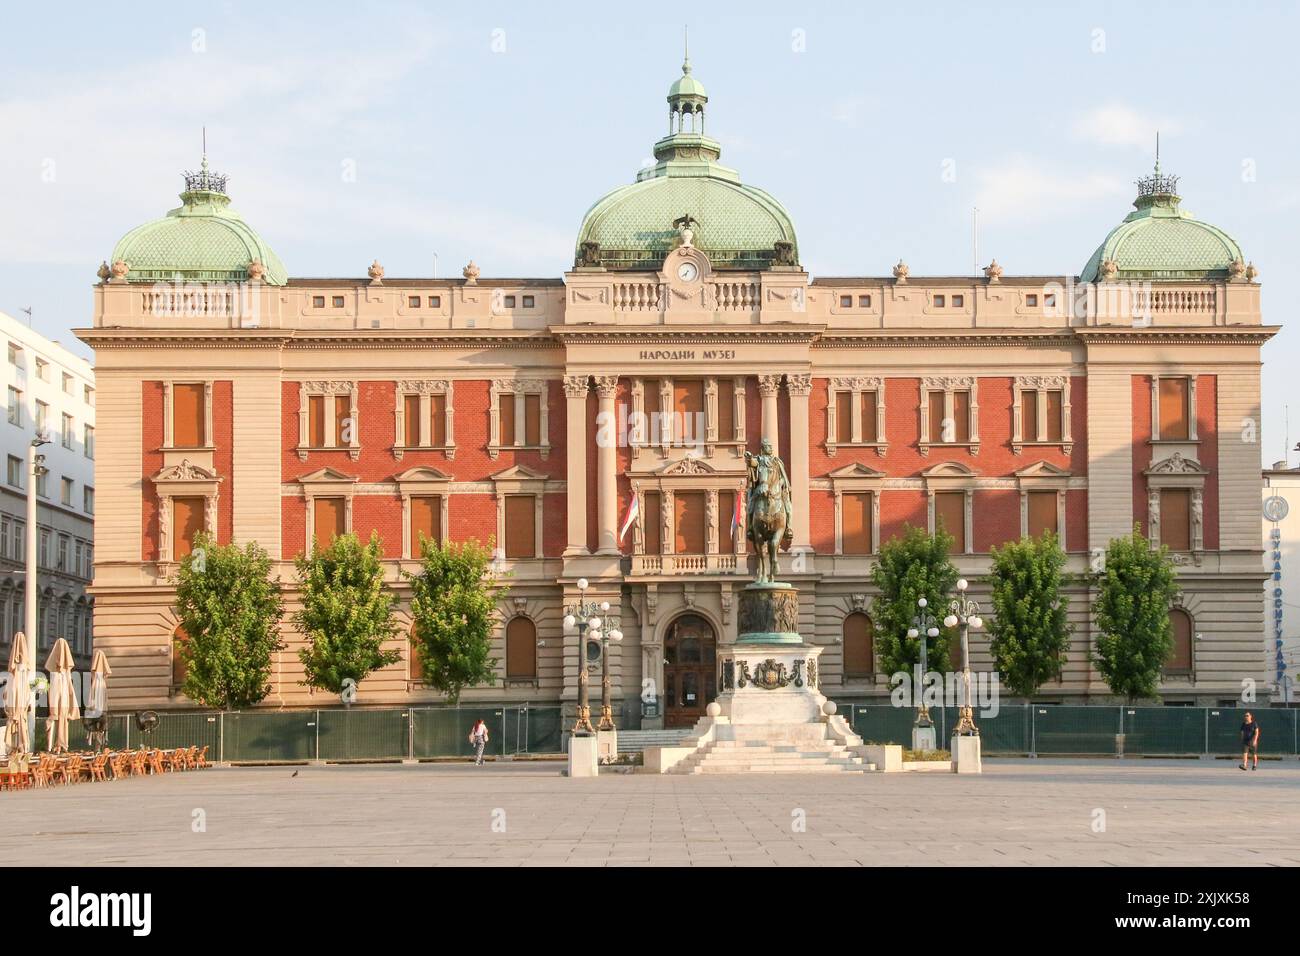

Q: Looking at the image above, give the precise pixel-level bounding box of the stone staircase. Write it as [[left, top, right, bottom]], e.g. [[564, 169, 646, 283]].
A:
[[616, 729, 693, 754], [667, 726, 870, 774]]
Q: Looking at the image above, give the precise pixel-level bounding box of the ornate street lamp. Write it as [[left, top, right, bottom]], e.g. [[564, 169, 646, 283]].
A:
[[907, 597, 940, 732], [563, 578, 622, 736], [944, 579, 984, 737]]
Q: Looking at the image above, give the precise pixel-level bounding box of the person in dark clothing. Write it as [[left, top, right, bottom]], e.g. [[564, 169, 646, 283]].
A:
[[1239, 712, 1260, 771]]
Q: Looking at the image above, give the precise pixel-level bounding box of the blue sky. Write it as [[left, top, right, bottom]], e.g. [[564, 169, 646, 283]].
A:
[[1, 0, 1295, 462]]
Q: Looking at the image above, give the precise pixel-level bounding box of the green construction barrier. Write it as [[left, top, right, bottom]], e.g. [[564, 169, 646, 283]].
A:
[[1122, 707, 1206, 755], [970, 704, 1032, 754], [1206, 707, 1297, 756], [223, 711, 316, 762], [411, 707, 503, 758], [1032, 705, 1121, 754], [317, 708, 408, 761]]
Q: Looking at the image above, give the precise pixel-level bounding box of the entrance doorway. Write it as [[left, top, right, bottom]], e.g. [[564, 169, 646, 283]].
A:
[[663, 613, 717, 728]]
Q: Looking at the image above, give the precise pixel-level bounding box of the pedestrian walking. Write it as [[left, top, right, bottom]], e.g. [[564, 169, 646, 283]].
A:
[[1239, 711, 1260, 771], [468, 719, 490, 766]]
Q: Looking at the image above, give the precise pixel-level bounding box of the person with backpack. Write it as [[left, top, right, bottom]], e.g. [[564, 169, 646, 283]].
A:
[[468, 719, 490, 766]]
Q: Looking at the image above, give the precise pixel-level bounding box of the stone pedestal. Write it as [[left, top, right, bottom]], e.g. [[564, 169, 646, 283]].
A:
[[912, 725, 936, 751], [596, 729, 618, 764], [567, 735, 599, 778], [952, 735, 982, 774], [736, 583, 801, 644]]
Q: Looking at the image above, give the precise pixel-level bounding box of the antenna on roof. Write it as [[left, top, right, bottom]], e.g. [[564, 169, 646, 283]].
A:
[[683, 25, 690, 72], [21, 307, 32, 327], [972, 207, 979, 277], [1155, 130, 1160, 173]]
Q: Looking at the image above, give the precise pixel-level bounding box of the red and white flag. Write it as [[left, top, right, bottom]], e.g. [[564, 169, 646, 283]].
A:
[[731, 490, 744, 537], [618, 493, 640, 544]]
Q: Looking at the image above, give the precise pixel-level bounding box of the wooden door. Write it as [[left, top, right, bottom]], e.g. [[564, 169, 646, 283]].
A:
[[663, 614, 717, 728]]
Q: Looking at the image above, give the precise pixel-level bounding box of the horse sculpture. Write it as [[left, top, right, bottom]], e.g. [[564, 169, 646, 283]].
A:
[[745, 440, 792, 584]]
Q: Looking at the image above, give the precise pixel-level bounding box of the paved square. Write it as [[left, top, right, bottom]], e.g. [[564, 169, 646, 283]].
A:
[[5, 758, 1298, 866]]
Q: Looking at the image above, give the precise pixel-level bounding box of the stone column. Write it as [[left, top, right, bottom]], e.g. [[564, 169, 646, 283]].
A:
[[758, 374, 782, 447], [595, 375, 620, 555], [786, 374, 812, 551], [563, 375, 589, 555]]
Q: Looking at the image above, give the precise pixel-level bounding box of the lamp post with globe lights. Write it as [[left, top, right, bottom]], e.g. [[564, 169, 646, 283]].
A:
[[943, 579, 984, 737], [562, 578, 622, 736], [907, 597, 940, 745]]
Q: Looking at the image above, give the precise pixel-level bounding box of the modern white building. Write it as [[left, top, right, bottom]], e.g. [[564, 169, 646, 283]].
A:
[[1263, 464, 1300, 705], [1, 310, 95, 667]]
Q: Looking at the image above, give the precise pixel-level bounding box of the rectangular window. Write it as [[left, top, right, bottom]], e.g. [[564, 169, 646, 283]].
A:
[[6, 342, 18, 365], [933, 295, 945, 308], [39, 529, 50, 568], [719, 490, 735, 553], [861, 391, 877, 443], [308, 395, 326, 447], [332, 296, 345, 308], [173, 496, 205, 561], [62, 372, 73, 394], [61, 413, 73, 448], [6, 456, 21, 488], [951, 294, 964, 308], [430, 393, 447, 446], [84, 424, 94, 458], [522, 295, 535, 308], [35, 358, 49, 381], [1161, 489, 1192, 551], [524, 393, 542, 445], [410, 495, 441, 549], [951, 391, 971, 443], [57, 534, 69, 570], [312, 296, 325, 308], [1044, 293, 1057, 309], [35, 400, 48, 432], [499, 393, 516, 446], [84, 385, 94, 406], [673, 380, 703, 444], [504, 495, 535, 558], [858, 295, 871, 308], [428, 296, 441, 308], [840, 295, 853, 308], [716, 378, 735, 441], [6, 387, 19, 426], [36, 470, 47, 498], [403, 394, 421, 447], [1021, 389, 1038, 441], [843, 492, 873, 555], [60, 477, 73, 506], [935, 492, 966, 552], [1027, 491, 1058, 538], [643, 378, 661, 428], [1045, 390, 1064, 442], [84, 486, 94, 514], [836, 391, 853, 443], [408, 296, 421, 308], [312, 497, 346, 550], [643, 492, 662, 554], [1026, 293, 1038, 307], [333, 396, 349, 445], [674, 491, 706, 554], [0, 517, 8, 559], [503, 295, 516, 308], [1158, 378, 1190, 440], [173, 383, 205, 447], [928, 390, 946, 442]]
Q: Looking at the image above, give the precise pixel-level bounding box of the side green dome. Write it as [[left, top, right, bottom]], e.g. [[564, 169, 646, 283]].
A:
[[574, 57, 797, 271], [111, 159, 288, 285], [1080, 168, 1243, 282]]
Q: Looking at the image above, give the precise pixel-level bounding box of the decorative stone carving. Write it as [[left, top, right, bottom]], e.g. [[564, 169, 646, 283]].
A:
[[786, 374, 812, 397], [593, 375, 619, 398], [721, 588, 733, 624], [1246, 261, 1259, 282], [463, 261, 481, 284], [562, 375, 589, 398], [850, 593, 867, 612], [367, 259, 384, 284], [807, 657, 818, 689], [1148, 452, 1204, 474], [96, 261, 111, 283], [1148, 489, 1161, 543], [772, 240, 796, 266], [757, 374, 783, 397], [396, 379, 451, 394], [892, 259, 909, 283], [1099, 259, 1119, 281], [246, 259, 265, 281], [1192, 491, 1204, 549], [578, 241, 603, 267], [110, 259, 130, 282], [748, 659, 794, 690], [154, 459, 218, 482], [661, 458, 712, 475], [738, 586, 800, 638], [983, 259, 1003, 282], [1228, 258, 1246, 281]]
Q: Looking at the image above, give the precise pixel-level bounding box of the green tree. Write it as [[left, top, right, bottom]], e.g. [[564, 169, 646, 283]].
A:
[[405, 537, 504, 703], [870, 525, 959, 676], [987, 531, 1072, 697], [1091, 525, 1179, 703], [173, 533, 285, 710], [294, 532, 401, 698]]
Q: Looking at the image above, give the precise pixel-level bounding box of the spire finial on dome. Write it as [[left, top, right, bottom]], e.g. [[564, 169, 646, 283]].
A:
[[183, 130, 228, 196], [682, 26, 691, 74], [1135, 134, 1179, 208]]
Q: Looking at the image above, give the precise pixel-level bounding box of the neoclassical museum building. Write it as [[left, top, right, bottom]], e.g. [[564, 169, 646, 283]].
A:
[[81, 58, 1275, 721]]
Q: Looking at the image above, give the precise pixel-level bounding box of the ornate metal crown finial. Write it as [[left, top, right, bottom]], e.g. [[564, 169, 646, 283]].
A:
[[1135, 170, 1179, 198], [183, 156, 228, 194]]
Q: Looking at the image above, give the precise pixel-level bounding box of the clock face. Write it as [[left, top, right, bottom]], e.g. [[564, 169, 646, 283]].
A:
[[677, 262, 699, 282]]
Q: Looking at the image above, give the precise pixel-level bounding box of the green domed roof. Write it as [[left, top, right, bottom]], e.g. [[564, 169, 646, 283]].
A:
[[111, 160, 287, 285], [1080, 169, 1243, 282], [575, 58, 797, 271]]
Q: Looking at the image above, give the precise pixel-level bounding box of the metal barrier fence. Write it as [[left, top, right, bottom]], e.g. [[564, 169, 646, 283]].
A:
[[28, 706, 563, 763], [834, 703, 1300, 756]]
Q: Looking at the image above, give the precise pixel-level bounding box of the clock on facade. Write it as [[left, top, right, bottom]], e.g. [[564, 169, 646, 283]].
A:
[[677, 262, 699, 282]]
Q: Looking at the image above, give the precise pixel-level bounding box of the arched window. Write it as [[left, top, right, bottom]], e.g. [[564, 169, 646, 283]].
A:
[[843, 613, 875, 679], [1165, 608, 1194, 675], [172, 625, 189, 690], [505, 616, 537, 682]]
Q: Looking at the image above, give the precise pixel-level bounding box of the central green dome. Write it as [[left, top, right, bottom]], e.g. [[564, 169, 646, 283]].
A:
[[1080, 167, 1243, 282], [575, 57, 798, 271], [111, 159, 287, 285]]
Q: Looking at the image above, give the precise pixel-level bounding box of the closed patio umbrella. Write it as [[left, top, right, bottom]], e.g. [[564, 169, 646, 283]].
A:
[[4, 633, 31, 755], [88, 649, 112, 718], [44, 638, 79, 753]]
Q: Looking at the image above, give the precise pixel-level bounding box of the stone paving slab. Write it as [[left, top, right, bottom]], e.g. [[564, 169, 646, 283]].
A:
[[2, 758, 1297, 866]]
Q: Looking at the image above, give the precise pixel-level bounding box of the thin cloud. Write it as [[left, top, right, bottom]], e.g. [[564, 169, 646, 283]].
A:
[[1070, 104, 1182, 150], [973, 155, 1127, 225]]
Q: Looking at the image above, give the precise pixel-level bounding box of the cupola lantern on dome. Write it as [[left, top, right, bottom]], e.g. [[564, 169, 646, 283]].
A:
[[574, 44, 798, 272], [108, 151, 288, 286], [1080, 150, 1244, 284]]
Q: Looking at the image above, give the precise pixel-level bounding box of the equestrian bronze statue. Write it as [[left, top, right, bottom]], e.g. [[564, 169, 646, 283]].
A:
[[744, 438, 793, 584]]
